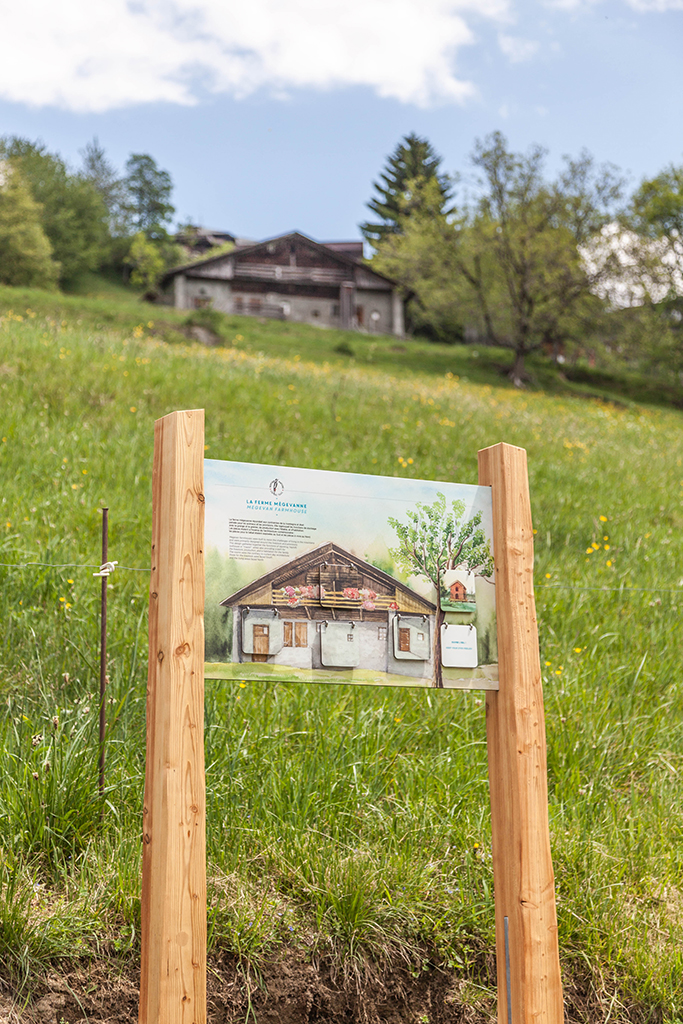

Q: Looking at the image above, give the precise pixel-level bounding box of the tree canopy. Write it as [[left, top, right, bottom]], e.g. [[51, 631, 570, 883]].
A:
[[629, 164, 683, 304], [372, 132, 625, 383], [80, 137, 126, 232], [0, 162, 59, 288], [360, 133, 454, 247], [122, 153, 175, 240], [1, 137, 109, 286]]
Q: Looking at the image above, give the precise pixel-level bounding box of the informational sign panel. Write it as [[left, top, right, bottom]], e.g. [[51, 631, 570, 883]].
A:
[[140, 415, 562, 1024], [204, 459, 498, 690]]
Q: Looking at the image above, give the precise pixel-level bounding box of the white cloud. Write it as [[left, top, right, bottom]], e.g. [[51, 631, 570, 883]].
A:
[[0, 0, 511, 113], [543, 0, 683, 9], [625, 0, 683, 10], [498, 33, 540, 61]]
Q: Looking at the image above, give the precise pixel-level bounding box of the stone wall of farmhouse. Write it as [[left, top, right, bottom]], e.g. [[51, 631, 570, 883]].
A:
[[185, 277, 233, 313], [165, 275, 400, 336], [232, 610, 435, 679]]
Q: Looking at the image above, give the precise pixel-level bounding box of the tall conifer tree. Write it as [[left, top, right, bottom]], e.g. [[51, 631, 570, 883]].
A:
[[360, 133, 453, 246]]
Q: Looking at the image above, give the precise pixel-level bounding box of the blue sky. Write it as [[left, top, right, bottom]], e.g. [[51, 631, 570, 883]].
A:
[[2, 0, 681, 241]]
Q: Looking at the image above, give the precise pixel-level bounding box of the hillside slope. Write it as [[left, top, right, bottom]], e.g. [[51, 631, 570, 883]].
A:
[[1, 288, 683, 1021]]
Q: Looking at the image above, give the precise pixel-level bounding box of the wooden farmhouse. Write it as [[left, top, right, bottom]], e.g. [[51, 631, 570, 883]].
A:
[[160, 232, 406, 337], [220, 542, 436, 678]]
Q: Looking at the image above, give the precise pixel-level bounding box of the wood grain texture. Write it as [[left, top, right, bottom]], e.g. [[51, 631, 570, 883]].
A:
[[140, 410, 206, 1024], [477, 443, 562, 1024]]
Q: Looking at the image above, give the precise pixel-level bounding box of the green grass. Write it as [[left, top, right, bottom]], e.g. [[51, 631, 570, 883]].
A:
[[5, 276, 683, 410], [1, 282, 683, 1017]]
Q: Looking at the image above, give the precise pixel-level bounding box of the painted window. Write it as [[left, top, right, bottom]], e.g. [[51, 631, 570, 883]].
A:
[[320, 621, 360, 667], [284, 622, 293, 647], [393, 617, 430, 661], [295, 622, 308, 647], [378, 625, 387, 641]]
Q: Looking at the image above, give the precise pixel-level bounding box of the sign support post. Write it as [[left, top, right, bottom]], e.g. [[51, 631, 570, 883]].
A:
[[138, 421, 561, 1024], [478, 442, 562, 1024], [140, 409, 206, 1024]]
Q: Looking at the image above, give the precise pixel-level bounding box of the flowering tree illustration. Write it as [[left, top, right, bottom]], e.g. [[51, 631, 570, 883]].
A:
[[388, 493, 494, 687]]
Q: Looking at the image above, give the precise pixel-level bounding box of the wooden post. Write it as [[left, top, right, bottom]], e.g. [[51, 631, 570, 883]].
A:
[[477, 443, 562, 1024], [140, 410, 206, 1024]]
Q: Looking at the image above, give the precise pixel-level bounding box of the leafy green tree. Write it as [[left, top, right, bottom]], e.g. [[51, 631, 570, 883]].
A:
[[631, 164, 683, 242], [360, 133, 454, 246], [464, 133, 623, 383], [389, 493, 493, 688], [124, 232, 166, 292], [630, 164, 683, 303], [122, 154, 175, 239], [0, 162, 59, 288], [374, 133, 624, 382], [0, 137, 109, 286], [371, 176, 470, 342]]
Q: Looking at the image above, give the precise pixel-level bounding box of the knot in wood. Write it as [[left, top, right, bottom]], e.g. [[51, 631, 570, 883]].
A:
[[157, 650, 164, 662], [197, 492, 205, 503], [175, 641, 191, 657], [144, 833, 151, 844]]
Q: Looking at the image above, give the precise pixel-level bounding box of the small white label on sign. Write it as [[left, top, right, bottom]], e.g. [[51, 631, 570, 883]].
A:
[[441, 624, 478, 668]]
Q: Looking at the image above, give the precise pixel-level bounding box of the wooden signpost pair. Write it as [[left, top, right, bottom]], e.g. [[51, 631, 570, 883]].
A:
[[139, 409, 563, 1024]]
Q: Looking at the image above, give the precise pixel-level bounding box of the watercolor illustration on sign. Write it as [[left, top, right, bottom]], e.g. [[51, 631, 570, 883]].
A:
[[204, 460, 498, 690]]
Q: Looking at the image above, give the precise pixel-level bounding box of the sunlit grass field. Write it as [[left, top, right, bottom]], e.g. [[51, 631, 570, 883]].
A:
[[1, 284, 683, 1018]]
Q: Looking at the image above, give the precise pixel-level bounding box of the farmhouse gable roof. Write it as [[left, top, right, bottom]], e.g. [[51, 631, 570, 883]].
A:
[[220, 540, 436, 613], [161, 231, 400, 289]]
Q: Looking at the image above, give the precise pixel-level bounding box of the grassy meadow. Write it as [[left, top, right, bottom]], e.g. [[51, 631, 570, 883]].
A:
[[1, 283, 683, 1019]]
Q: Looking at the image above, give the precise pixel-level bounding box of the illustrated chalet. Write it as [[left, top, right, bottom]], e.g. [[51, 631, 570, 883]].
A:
[[220, 542, 436, 679], [160, 232, 406, 337]]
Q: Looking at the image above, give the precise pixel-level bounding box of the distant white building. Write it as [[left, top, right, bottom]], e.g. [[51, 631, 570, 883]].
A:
[[581, 222, 683, 308]]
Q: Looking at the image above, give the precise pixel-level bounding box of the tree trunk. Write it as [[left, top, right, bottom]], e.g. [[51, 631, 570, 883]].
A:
[[433, 606, 445, 688], [509, 348, 526, 388]]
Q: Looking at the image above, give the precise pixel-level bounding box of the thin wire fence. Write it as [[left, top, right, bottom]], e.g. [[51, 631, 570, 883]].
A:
[[0, 560, 681, 594]]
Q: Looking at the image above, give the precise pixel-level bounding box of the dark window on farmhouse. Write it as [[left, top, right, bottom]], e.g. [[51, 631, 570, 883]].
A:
[[398, 627, 411, 652], [284, 622, 293, 647]]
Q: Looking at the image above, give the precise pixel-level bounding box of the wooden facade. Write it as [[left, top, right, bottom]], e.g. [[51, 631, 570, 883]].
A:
[[221, 542, 436, 675], [221, 541, 434, 621], [161, 233, 406, 337]]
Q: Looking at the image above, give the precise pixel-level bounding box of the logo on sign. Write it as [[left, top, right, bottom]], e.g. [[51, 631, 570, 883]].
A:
[[269, 478, 284, 496]]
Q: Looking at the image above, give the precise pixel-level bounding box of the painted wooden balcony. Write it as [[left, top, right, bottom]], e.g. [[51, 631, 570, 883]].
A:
[[271, 588, 398, 611]]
